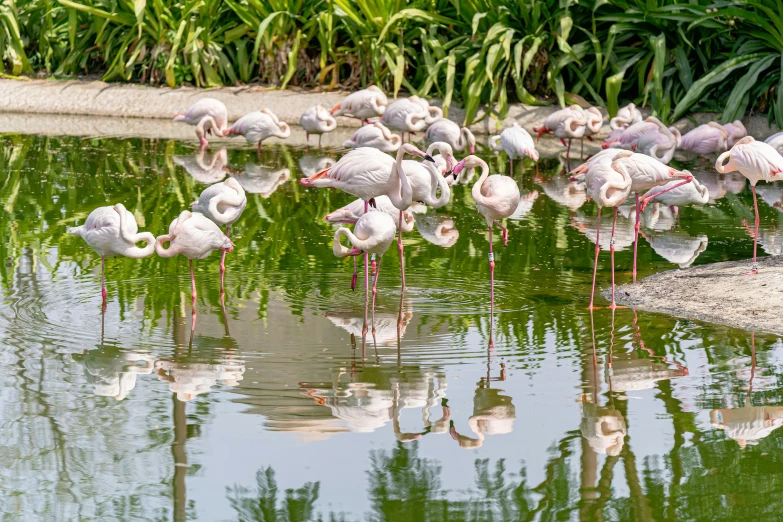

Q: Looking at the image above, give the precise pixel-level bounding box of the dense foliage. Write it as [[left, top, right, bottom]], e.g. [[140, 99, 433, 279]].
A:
[[2, 0, 783, 126]]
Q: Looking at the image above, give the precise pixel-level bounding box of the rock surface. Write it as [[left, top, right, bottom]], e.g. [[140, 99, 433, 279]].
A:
[[606, 256, 783, 335]]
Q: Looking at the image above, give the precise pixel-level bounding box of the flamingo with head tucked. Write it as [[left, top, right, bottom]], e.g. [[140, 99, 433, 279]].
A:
[[581, 107, 604, 156], [602, 116, 662, 150], [381, 96, 432, 142], [679, 122, 728, 156], [490, 123, 538, 175], [716, 136, 783, 274], [453, 155, 520, 306], [300, 105, 337, 147], [643, 177, 709, 220], [343, 122, 402, 152], [224, 109, 291, 155], [154, 211, 233, 303], [724, 120, 748, 148], [330, 86, 388, 124], [69, 203, 156, 303], [425, 119, 476, 153], [635, 118, 681, 164], [610, 103, 643, 130], [532, 105, 587, 166], [173, 98, 228, 149]]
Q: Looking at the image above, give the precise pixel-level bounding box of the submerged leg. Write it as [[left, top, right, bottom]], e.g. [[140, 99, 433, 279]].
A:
[[493, 220, 509, 246], [609, 207, 618, 309], [566, 139, 572, 171], [101, 255, 107, 303], [189, 259, 197, 303], [220, 224, 231, 288], [588, 207, 602, 310], [398, 210, 406, 289], [633, 192, 640, 283]]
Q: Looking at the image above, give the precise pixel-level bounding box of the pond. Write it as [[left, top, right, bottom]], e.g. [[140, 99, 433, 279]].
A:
[[1, 133, 782, 521]]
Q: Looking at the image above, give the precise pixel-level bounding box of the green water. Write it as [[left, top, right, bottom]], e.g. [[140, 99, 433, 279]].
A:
[[1, 134, 782, 521]]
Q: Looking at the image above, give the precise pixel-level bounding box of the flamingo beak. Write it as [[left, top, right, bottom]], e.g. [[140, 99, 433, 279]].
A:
[[453, 159, 466, 176], [424, 154, 435, 162]]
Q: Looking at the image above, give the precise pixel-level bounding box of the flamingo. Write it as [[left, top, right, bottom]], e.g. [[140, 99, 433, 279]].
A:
[[765, 131, 783, 156], [223, 109, 291, 155], [343, 122, 401, 152], [645, 228, 708, 268], [643, 177, 709, 220], [582, 152, 632, 308], [414, 214, 459, 248], [173, 147, 228, 184], [173, 98, 228, 148], [602, 116, 663, 150], [490, 122, 539, 174], [333, 211, 397, 308], [609, 103, 643, 130], [300, 144, 432, 291], [69, 203, 155, 303], [716, 136, 783, 274], [425, 118, 476, 153], [409, 96, 443, 123], [634, 118, 681, 164], [330, 86, 388, 124], [300, 105, 337, 147], [381, 97, 431, 142], [611, 151, 694, 281], [679, 122, 729, 155], [191, 177, 247, 283], [581, 107, 604, 157], [532, 105, 587, 166], [154, 210, 233, 302], [230, 164, 290, 198], [724, 120, 748, 148], [453, 155, 520, 306]]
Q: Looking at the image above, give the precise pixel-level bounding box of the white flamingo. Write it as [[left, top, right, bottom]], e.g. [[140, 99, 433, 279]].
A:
[[154, 211, 233, 302], [635, 118, 681, 164], [679, 122, 728, 155], [191, 177, 247, 282], [425, 118, 476, 153], [300, 104, 337, 147], [173, 98, 228, 148], [343, 122, 401, 152], [381, 97, 431, 141], [716, 136, 783, 273], [532, 105, 587, 167], [609, 103, 643, 130], [581, 107, 604, 156], [643, 177, 710, 217], [409, 96, 443, 123], [69, 203, 155, 303], [453, 155, 520, 306], [765, 130, 783, 156], [602, 116, 664, 150], [224, 109, 291, 154], [330, 86, 388, 123], [490, 122, 539, 174]]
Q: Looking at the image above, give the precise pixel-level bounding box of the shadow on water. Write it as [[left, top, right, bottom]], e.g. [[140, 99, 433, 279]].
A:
[[2, 134, 783, 519]]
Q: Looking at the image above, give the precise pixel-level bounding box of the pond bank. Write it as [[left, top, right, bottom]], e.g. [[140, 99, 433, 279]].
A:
[[0, 78, 778, 137], [606, 256, 783, 335]]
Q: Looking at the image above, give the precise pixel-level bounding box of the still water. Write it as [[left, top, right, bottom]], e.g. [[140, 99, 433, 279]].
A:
[[1, 134, 782, 520]]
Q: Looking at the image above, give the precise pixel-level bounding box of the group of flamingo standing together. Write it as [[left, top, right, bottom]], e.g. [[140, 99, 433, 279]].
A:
[[69, 86, 783, 312]]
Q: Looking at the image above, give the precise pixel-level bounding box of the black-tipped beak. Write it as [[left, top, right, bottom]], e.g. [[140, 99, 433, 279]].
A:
[[443, 169, 454, 178], [424, 154, 435, 162]]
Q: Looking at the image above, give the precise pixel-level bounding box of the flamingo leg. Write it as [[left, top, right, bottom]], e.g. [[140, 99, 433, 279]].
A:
[[633, 192, 640, 283], [639, 177, 694, 212], [566, 139, 572, 172], [488, 224, 495, 309], [588, 207, 602, 310], [220, 224, 230, 288], [318, 134, 322, 148], [745, 184, 760, 275], [101, 255, 107, 303], [493, 220, 509, 246], [398, 210, 406, 289], [581, 137, 584, 158], [371, 257, 381, 313], [351, 257, 358, 291], [509, 158, 513, 176], [609, 207, 618, 309], [190, 259, 197, 303]]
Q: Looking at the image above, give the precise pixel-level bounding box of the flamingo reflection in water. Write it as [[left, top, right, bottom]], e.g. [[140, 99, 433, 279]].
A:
[[414, 214, 459, 248], [155, 358, 245, 402], [174, 147, 229, 184], [711, 333, 783, 449], [229, 163, 291, 198]]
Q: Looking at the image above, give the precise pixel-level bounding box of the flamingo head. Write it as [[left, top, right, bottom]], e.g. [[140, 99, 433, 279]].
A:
[[533, 126, 548, 143]]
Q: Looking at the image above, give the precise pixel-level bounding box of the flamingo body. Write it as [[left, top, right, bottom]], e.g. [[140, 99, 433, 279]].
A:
[[343, 122, 401, 152], [716, 137, 783, 185], [333, 211, 397, 259], [225, 109, 291, 145], [155, 211, 232, 260], [300, 105, 337, 144], [609, 103, 643, 130], [644, 178, 709, 207], [330, 86, 388, 120], [381, 98, 429, 133], [425, 119, 475, 153], [680, 122, 728, 155], [173, 98, 228, 147], [490, 123, 539, 161], [70, 204, 155, 259], [326, 196, 415, 232], [191, 177, 247, 226], [535, 105, 587, 140]]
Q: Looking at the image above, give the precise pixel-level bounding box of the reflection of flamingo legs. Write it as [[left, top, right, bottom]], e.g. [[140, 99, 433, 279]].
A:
[[588, 208, 602, 310], [609, 208, 619, 309], [488, 225, 495, 310], [101, 255, 107, 303]]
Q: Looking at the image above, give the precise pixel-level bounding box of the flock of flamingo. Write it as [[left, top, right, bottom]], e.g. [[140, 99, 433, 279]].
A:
[[70, 88, 783, 314]]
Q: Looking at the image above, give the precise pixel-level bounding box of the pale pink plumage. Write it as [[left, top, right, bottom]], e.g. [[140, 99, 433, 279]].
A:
[[609, 103, 643, 130], [490, 123, 539, 162], [325, 196, 415, 233], [191, 177, 247, 227], [425, 119, 475, 153], [381, 97, 430, 133], [330, 86, 388, 120], [225, 109, 291, 147], [679, 122, 728, 155], [716, 136, 783, 186], [155, 211, 232, 260], [343, 122, 401, 152], [70, 203, 155, 259], [300, 105, 337, 145], [534, 105, 587, 140], [173, 98, 228, 148]]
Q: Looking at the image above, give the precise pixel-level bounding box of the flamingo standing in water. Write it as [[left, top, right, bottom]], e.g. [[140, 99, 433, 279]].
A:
[[300, 105, 337, 147], [532, 105, 587, 167], [634, 118, 681, 164], [343, 122, 401, 152], [69, 203, 156, 303], [602, 116, 663, 150], [191, 177, 247, 285], [333, 211, 397, 308], [173, 98, 228, 148], [425, 119, 476, 153], [330, 86, 388, 124], [611, 151, 694, 281], [154, 211, 233, 302], [581, 153, 632, 308], [224, 109, 291, 155], [381, 97, 431, 142], [716, 136, 783, 274], [300, 144, 431, 292], [490, 123, 539, 175], [679, 122, 729, 155], [453, 155, 520, 306]]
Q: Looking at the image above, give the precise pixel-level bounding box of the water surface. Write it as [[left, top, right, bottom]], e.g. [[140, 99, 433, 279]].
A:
[[1, 134, 781, 521]]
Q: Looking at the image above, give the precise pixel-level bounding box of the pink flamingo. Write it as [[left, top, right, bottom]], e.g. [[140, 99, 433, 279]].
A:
[[611, 151, 694, 281], [69, 203, 155, 303], [609, 103, 643, 130], [300, 105, 337, 147], [490, 123, 539, 175], [716, 136, 783, 274], [453, 155, 520, 306], [724, 120, 748, 148], [173, 98, 228, 149], [342, 122, 401, 152], [679, 122, 729, 155], [532, 105, 587, 164], [381, 96, 432, 142], [330, 86, 388, 124], [582, 154, 633, 308], [300, 144, 431, 291], [154, 211, 233, 302], [581, 107, 604, 156], [223, 109, 291, 155], [635, 119, 681, 164], [602, 116, 662, 150], [426, 118, 476, 153]]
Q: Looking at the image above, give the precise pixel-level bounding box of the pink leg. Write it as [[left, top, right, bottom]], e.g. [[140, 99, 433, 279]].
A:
[[220, 224, 230, 287], [588, 207, 602, 309], [101, 255, 107, 303], [256, 142, 262, 160], [640, 177, 694, 212], [633, 192, 640, 283], [509, 158, 513, 176], [199, 136, 208, 149], [745, 185, 760, 275], [371, 257, 381, 313], [566, 139, 572, 172], [609, 207, 618, 309], [488, 224, 495, 309], [493, 220, 509, 246], [189, 259, 197, 303], [398, 210, 406, 289], [351, 257, 358, 291]]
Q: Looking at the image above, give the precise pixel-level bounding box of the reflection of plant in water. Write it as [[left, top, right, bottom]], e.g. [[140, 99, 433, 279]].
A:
[[227, 467, 322, 522]]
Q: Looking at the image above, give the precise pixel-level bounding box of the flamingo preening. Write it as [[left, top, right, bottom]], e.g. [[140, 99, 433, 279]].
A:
[[381, 96, 432, 142], [69, 203, 155, 303], [716, 136, 783, 274], [223, 109, 291, 155], [490, 123, 539, 175], [343, 122, 401, 152], [453, 155, 520, 306], [330, 86, 388, 124], [609, 103, 643, 130], [173, 98, 229, 148], [300, 105, 337, 147], [425, 118, 476, 153], [532, 105, 587, 168]]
